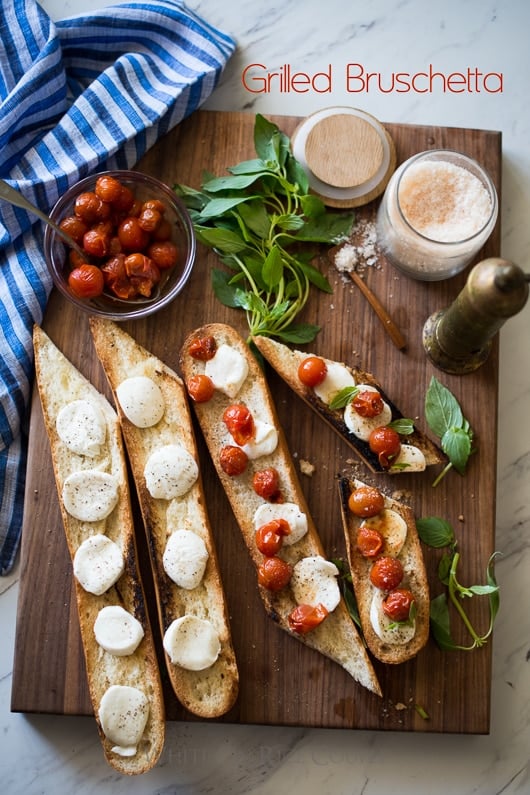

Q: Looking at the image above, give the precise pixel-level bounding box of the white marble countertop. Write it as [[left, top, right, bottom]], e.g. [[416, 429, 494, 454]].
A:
[[2, 1, 529, 793]]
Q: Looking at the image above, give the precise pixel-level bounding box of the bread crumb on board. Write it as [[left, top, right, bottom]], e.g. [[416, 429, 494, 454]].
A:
[[299, 459, 316, 477]]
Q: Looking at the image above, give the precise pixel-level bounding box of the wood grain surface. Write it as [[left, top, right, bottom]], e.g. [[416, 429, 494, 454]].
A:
[[11, 110, 501, 733]]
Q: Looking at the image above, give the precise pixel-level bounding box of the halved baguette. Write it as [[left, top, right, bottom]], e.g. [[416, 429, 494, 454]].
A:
[[33, 325, 165, 775], [338, 477, 430, 663], [253, 335, 444, 474], [179, 322, 381, 697], [89, 317, 239, 718]]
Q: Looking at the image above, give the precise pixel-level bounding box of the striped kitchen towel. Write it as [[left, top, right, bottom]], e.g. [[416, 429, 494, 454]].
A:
[[0, 0, 235, 574]]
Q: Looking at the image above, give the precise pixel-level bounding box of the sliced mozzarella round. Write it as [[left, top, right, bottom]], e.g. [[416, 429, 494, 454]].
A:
[[205, 343, 249, 398], [73, 534, 124, 595], [370, 588, 416, 644], [93, 605, 144, 656], [56, 399, 107, 458], [163, 615, 221, 671], [391, 444, 426, 472], [313, 361, 356, 405], [98, 685, 149, 757], [62, 470, 119, 522], [343, 384, 392, 441], [163, 529, 209, 589], [144, 444, 198, 499], [116, 375, 165, 428], [240, 419, 278, 459], [253, 502, 308, 546], [360, 508, 408, 557], [291, 556, 341, 612]]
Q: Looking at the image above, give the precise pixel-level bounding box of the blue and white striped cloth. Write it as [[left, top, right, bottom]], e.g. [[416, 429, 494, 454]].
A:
[[0, 0, 235, 574]]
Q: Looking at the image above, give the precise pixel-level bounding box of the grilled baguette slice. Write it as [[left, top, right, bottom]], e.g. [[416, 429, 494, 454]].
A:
[[253, 335, 444, 474], [89, 317, 239, 718], [179, 322, 381, 696], [33, 325, 165, 775], [338, 477, 430, 663]]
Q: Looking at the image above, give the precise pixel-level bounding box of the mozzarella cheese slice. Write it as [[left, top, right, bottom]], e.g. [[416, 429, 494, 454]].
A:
[[313, 361, 356, 405], [369, 588, 416, 644], [143, 444, 198, 499], [163, 529, 209, 589], [360, 508, 408, 557], [240, 419, 278, 459], [392, 443, 426, 472], [163, 615, 221, 671], [205, 343, 249, 398], [56, 399, 107, 458], [343, 384, 393, 441], [116, 375, 165, 428], [253, 501, 308, 546], [62, 470, 119, 522], [290, 556, 341, 612], [93, 605, 144, 656], [73, 534, 124, 595], [98, 685, 149, 757]]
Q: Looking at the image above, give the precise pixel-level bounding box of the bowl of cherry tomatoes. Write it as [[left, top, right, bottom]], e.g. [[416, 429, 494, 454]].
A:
[[44, 170, 196, 320]]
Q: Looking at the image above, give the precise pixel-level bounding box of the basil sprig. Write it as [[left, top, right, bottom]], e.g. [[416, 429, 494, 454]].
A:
[[174, 114, 355, 343], [417, 516, 500, 651], [425, 376, 474, 487]]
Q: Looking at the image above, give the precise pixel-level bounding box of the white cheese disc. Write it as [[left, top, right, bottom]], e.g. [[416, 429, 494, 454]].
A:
[[93, 605, 144, 656], [369, 588, 416, 644], [253, 501, 308, 546], [343, 384, 392, 441], [56, 399, 106, 457], [205, 343, 249, 398], [360, 508, 408, 557], [73, 534, 124, 595], [143, 444, 198, 499], [163, 529, 209, 589], [62, 470, 119, 522], [98, 685, 149, 757], [291, 556, 341, 612], [240, 419, 278, 459], [391, 443, 426, 472], [163, 615, 221, 671], [313, 361, 356, 405], [116, 376, 165, 428]]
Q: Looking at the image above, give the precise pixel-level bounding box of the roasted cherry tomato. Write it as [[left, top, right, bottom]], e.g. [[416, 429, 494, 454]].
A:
[[382, 588, 416, 622], [223, 403, 255, 446], [368, 426, 401, 468], [370, 556, 404, 591], [352, 389, 384, 418], [67, 263, 105, 298], [188, 335, 217, 361], [148, 240, 178, 270], [138, 204, 162, 233], [288, 603, 329, 634], [356, 525, 385, 558], [101, 254, 137, 299], [74, 191, 110, 224], [348, 485, 385, 518], [257, 556, 292, 591], [83, 222, 112, 258], [117, 216, 150, 251], [255, 518, 291, 556], [252, 467, 282, 502], [59, 215, 88, 244], [219, 445, 248, 476], [186, 374, 214, 403], [94, 175, 123, 204], [297, 356, 328, 387]]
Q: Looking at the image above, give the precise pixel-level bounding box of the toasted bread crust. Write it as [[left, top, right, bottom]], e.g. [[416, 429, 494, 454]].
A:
[[252, 335, 445, 473], [179, 323, 381, 696], [338, 477, 430, 663], [33, 325, 165, 775], [89, 318, 239, 719]]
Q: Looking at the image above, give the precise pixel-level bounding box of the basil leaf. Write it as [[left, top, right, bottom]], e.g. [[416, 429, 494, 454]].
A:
[[228, 158, 270, 175], [277, 323, 321, 343], [236, 201, 271, 238], [416, 516, 456, 548], [211, 269, 249, 309], [425, 376, 463, 437], [262, 246, 284, 290], [328, 386, 359, 410], [441, 427, 472, 474], [199, 195, 255, 219], [195, 227, 249, 254], [300, 193, 326, 218], [202, 173, 266, 192], [388, 418, 414, 435], [294, 212, 354, 244], [437, 551, 454, 585], [429, 593, 458, 651], [487, 552, 501, 626], [276, 213, 305, 231]]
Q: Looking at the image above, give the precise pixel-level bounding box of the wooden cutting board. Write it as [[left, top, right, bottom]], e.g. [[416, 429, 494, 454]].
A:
[[11, 110, 501, 733]]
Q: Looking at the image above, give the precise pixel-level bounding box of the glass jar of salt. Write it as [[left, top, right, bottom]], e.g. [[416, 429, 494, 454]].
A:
[[376, 150, 498, 281]]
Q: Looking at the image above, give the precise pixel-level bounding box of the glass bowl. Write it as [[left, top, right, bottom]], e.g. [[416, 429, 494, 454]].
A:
[[44, 170, 196, 320]]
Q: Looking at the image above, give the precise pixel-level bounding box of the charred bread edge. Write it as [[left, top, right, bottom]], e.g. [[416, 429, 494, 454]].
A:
[[252, 335, 445, 473], [179, 322, 382, 697], [32, 325, 165, 776], [89, 317, 239, 719], [338, 477, 430, 664]]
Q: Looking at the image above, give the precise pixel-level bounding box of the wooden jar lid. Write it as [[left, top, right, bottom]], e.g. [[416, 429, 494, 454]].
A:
[[291, 107, 396, 208]]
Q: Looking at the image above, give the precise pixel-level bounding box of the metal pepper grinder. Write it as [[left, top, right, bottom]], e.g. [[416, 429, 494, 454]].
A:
[[423, 257, 529, 374]]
